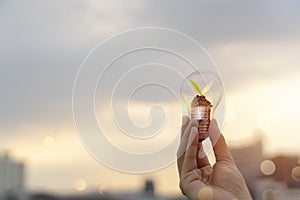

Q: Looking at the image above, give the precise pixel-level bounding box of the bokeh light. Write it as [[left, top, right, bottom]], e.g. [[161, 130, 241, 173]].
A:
[[198, 186, 213, 199], [99, 183, 110, 195], [262, 188, 276, 200], [74, 179, 87, 191], [260, 160, 276, 176], [291, 166, 300, 181]]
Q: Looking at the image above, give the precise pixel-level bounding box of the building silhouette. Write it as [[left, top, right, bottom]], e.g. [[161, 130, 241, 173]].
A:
[[230, 139, 264, 190], [229, 137, 300, 200], [143, 179, 155, 196], [0, 152, 25, 200]]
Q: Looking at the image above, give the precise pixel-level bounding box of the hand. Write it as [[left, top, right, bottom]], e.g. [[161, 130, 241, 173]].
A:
[[177, 117, 252, 200]]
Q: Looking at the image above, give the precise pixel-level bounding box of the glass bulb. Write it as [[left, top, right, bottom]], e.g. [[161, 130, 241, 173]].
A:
[[180, 70, 223, 142]]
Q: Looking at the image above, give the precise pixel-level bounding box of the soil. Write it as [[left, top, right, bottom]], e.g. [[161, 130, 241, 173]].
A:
[[191, 95, 212, 107]]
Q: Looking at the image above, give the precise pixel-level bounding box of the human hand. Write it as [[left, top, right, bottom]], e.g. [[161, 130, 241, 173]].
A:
[[177, 117, 252, 200]]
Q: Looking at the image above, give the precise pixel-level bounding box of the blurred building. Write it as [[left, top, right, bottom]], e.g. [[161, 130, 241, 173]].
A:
[[229, 136, 300, 200], [230, 138, 264, 192], [143, 179, 155, 196], [271, 156, 298, 182], [0, 152, 25, 200]]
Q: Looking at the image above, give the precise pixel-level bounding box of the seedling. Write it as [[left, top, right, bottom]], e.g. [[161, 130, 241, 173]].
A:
[[190, 80, 213, 96], [189, 80, 213, 142]]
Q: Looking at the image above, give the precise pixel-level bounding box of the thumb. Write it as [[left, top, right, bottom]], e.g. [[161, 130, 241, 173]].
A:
[[209, 119, 234, 163]]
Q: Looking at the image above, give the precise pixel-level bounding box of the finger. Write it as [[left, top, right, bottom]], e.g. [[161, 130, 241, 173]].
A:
[[181, 127, 198, 174], [209, 119, 234, 163], [177, 116, 190, 174], [197, 142, 210, 168], [181, 116, 190, 138], [208, 119, 221, 147], [213, 134, 234, 163], [183, 118, 198, 146], [178, 118, 198, 157], [177, 119, 198, 174], [177, 117, 197, 159]]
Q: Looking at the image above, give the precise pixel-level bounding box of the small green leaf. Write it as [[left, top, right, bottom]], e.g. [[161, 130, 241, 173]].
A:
[[201, 81, 213, 95], [190, 80, 202, 95]]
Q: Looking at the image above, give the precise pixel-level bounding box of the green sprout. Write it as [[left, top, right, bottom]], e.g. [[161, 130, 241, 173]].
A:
[[190, 80, 213, 96]]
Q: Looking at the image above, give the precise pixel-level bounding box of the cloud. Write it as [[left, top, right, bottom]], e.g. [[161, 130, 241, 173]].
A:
[[1, 0, 300, 192], [209, 39, 300, 93], [0, 0, 299, 142], [0, 0, 142, 131], [1, 0, 299, 135], [133, 0, 300, 42]]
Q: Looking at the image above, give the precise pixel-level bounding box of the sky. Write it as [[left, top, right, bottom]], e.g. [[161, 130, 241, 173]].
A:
[[1, 0, 300, 196]]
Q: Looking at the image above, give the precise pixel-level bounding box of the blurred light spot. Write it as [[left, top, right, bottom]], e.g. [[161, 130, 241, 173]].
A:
[[260, 160, 276, 175], [291, 166, 300, 181], [298, 157, 300, 165], [74, 179, 86, 191], [198, 186, 213, 199], [263, 188, 275, 200], [43, 136, 55, 146], [99, 183, 110, 195]]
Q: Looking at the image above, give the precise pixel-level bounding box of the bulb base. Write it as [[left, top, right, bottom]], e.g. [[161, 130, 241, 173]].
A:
[[191, 106, 211, 142]]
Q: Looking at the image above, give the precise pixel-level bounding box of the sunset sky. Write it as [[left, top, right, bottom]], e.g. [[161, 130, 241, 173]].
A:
[[1, 0, 300, 196]]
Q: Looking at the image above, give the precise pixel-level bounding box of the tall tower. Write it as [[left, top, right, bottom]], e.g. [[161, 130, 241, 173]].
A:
[[143, 179, 155, 196], [0, 152, 25, 200]]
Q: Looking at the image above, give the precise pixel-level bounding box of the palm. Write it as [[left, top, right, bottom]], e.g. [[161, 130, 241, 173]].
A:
[[181, 164, 240, 199], [177, 118, 252, 200]]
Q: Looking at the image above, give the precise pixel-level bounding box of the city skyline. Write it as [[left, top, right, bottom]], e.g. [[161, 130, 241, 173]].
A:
[[2, 134, 300, 199]]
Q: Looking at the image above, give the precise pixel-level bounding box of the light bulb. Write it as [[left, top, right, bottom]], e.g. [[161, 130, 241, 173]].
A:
[[180, 70, 223, 142]]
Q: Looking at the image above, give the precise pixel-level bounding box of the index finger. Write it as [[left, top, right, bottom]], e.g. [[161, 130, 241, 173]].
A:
[[181, 126, 198, 174], [209, 119, 234, 163], [177, 118, 198, 174], [181, 116, 189, 138]]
